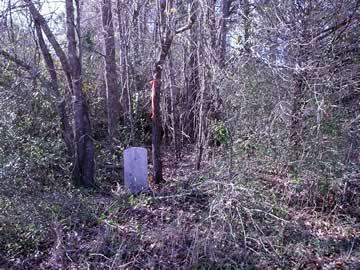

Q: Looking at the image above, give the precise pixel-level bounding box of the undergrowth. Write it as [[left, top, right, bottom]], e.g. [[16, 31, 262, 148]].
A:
[[1, 150, 360, 269]]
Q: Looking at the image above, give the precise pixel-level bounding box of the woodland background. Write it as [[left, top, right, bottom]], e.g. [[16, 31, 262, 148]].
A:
[[1, 0, 360, 269]]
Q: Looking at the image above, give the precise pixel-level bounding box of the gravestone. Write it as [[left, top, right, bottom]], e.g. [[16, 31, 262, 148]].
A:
[[124, 147, 149, 194]]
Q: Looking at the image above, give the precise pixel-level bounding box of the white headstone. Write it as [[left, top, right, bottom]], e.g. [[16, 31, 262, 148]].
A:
[[124, 147, 149, 193]]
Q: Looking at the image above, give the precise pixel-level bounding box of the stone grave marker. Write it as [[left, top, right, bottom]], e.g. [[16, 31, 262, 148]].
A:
[[124, 147, 149, 194]]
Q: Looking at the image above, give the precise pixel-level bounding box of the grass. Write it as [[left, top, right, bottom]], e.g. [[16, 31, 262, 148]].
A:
[[1, 149, 360, 269]]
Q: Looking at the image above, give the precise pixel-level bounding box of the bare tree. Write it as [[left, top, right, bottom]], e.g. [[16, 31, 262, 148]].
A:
[[24, 0, 73, 93], [186, 0, 200, 143], [66, 0, 95, 187], [23, 0, 96, 187], [151, 0, 196, 184], [34, 21, 74, 157], [218, 0, 232, 67], [101, 0, 120, 142]]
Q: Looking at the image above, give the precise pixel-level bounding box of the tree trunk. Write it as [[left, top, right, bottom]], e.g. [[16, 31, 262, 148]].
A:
[[34, 21, 74, 157], [196, 67, 206, 170], [186, 0, 200, 143], [289, 2, 310, 174], [218, 0, 231, 67], [101, 0, 120, 141], [151, 76, 163, 184], [151, 0, 195, 183], [151, 33, 173, 184], [289, 73, 306, 172], [24, 0, 73, 93], [66, 0, 95, 187], [117, 0, 132, 134], [243, 0, 251, 54], [168, 51, 181, 158]]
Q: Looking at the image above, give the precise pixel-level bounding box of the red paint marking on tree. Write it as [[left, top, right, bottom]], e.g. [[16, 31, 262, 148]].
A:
[[150, 79, 160, 119]]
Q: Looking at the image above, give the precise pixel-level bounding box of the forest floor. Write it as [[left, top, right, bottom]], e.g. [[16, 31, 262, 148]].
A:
[[2, 147, 360, 269]]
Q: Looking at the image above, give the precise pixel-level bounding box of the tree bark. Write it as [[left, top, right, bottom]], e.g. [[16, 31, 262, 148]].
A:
[[186, 0, 200, 143], [101, 0, 120, 141], [243, 0, 251, 54], [218, 0, 231, 67], [66, 0, 95, 187], [117, 0, 132, 135], [151, 34, 173, 184]]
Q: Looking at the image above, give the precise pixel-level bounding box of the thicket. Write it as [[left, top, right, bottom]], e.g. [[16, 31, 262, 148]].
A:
[[1, 0, 360, 269]]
